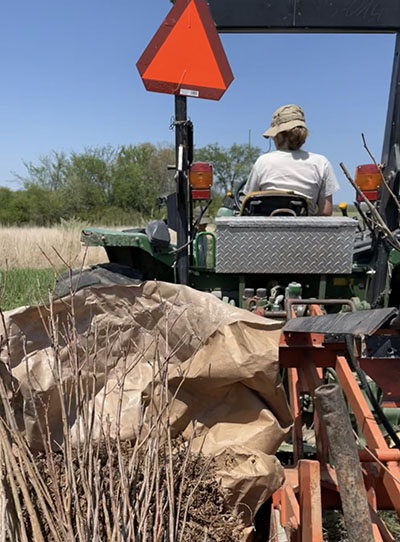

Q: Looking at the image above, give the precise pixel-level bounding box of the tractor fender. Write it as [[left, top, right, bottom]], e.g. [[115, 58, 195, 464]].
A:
[[54, 262, 142, 298]]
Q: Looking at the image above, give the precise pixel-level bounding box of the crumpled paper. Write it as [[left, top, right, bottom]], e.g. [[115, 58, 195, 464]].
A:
[[0, 280, 292, 535]]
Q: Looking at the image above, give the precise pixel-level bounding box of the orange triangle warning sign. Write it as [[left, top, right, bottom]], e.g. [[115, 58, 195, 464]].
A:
[[137, 0, 233, 100]]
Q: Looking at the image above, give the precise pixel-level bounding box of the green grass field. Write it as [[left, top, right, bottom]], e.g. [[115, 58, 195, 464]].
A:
[[0, 268, 57, 311]]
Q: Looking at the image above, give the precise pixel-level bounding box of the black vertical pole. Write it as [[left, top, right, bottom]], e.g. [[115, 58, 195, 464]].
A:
[[380, 32, 400, 231], [175, 95, 189, 285], [369, 33, 400, 305]]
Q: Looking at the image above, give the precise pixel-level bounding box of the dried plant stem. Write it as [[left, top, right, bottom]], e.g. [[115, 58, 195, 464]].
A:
[[340, 162, 400, 251], [0, 280, 245, 541], [0, 420, 45, 542], [361, 133, 400, 217], [1, 441, 28, 542]]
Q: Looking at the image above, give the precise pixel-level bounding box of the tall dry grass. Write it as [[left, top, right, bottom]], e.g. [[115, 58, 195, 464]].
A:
[[0, 224, 106, 269]]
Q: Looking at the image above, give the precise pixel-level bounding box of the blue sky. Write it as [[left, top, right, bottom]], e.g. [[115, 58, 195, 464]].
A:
[[0, 0, 396, 203]]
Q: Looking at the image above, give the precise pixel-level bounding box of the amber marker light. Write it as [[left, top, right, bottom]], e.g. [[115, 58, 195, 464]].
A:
[[189, 162, 213, 189], [355, 164, 382, 191], [354, 164, 382, 202]]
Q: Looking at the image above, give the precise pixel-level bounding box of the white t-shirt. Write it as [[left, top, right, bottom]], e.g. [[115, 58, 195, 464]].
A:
[[244, 149, 339, 214]]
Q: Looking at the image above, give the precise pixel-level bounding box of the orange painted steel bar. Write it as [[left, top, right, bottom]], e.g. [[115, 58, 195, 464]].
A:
[[365, 465, 394, 542], [358, 449, 400, 462], [299, 460, 323, 542], [369, 506, 395, 542], [335, 355, 400, 516], [281, 484, 301, 541]]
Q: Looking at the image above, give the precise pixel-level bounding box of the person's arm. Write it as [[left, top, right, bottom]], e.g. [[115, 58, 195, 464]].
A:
[[318, 194, 333, 216], [317, 159, 339, 216], [243, 160, 260, 194]]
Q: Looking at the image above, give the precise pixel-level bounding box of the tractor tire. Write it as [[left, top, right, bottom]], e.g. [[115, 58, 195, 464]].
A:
[[54, 263, 142, 298]]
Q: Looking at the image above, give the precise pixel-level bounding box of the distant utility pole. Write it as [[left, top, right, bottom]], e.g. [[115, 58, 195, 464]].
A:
[[248, 129, 251, 148]]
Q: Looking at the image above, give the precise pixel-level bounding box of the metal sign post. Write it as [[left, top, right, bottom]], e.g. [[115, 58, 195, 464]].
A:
[[175, 95, 189, 285], [137, 0, 233, 285]]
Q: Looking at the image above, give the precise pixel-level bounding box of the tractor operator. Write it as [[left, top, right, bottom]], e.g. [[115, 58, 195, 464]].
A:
[[243, 104, 339, 215]]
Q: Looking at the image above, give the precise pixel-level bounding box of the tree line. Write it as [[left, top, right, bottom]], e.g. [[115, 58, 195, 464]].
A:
[[0, 142, 261, 226]]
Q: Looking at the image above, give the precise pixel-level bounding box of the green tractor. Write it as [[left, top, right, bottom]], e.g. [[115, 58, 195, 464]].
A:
[[56, 1, 400, 317], [63, 156, 399, 317]]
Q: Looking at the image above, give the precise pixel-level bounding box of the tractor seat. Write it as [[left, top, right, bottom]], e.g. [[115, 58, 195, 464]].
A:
[[239, 189, 310, 217]]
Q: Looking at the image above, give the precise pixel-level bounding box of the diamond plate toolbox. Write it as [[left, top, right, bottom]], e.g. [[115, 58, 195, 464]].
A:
[[215, 217, 358, 274]]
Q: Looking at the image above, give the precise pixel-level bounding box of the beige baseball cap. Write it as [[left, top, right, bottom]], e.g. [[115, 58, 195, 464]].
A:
[[263, 104, 307, 138]]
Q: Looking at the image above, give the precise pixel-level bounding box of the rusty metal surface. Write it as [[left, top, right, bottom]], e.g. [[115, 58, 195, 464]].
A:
[[314, 384, 374, 542], [360, 358, 400, 404], [207, 0, 400, 33], [285, 298, 356, 320], [283, 307, 398, 336]]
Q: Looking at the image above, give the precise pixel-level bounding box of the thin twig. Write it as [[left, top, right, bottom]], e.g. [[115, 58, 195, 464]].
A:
[[361, 133, 400, 217], [353, 430, 400, 486], [340, 162, 400, 251]]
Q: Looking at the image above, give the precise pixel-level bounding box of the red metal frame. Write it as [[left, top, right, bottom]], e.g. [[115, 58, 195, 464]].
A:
[[271, 304, 400, 541]]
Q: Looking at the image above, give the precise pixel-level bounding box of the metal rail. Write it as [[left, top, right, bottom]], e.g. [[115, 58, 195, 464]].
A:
[[206, 0, 400, 33]]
